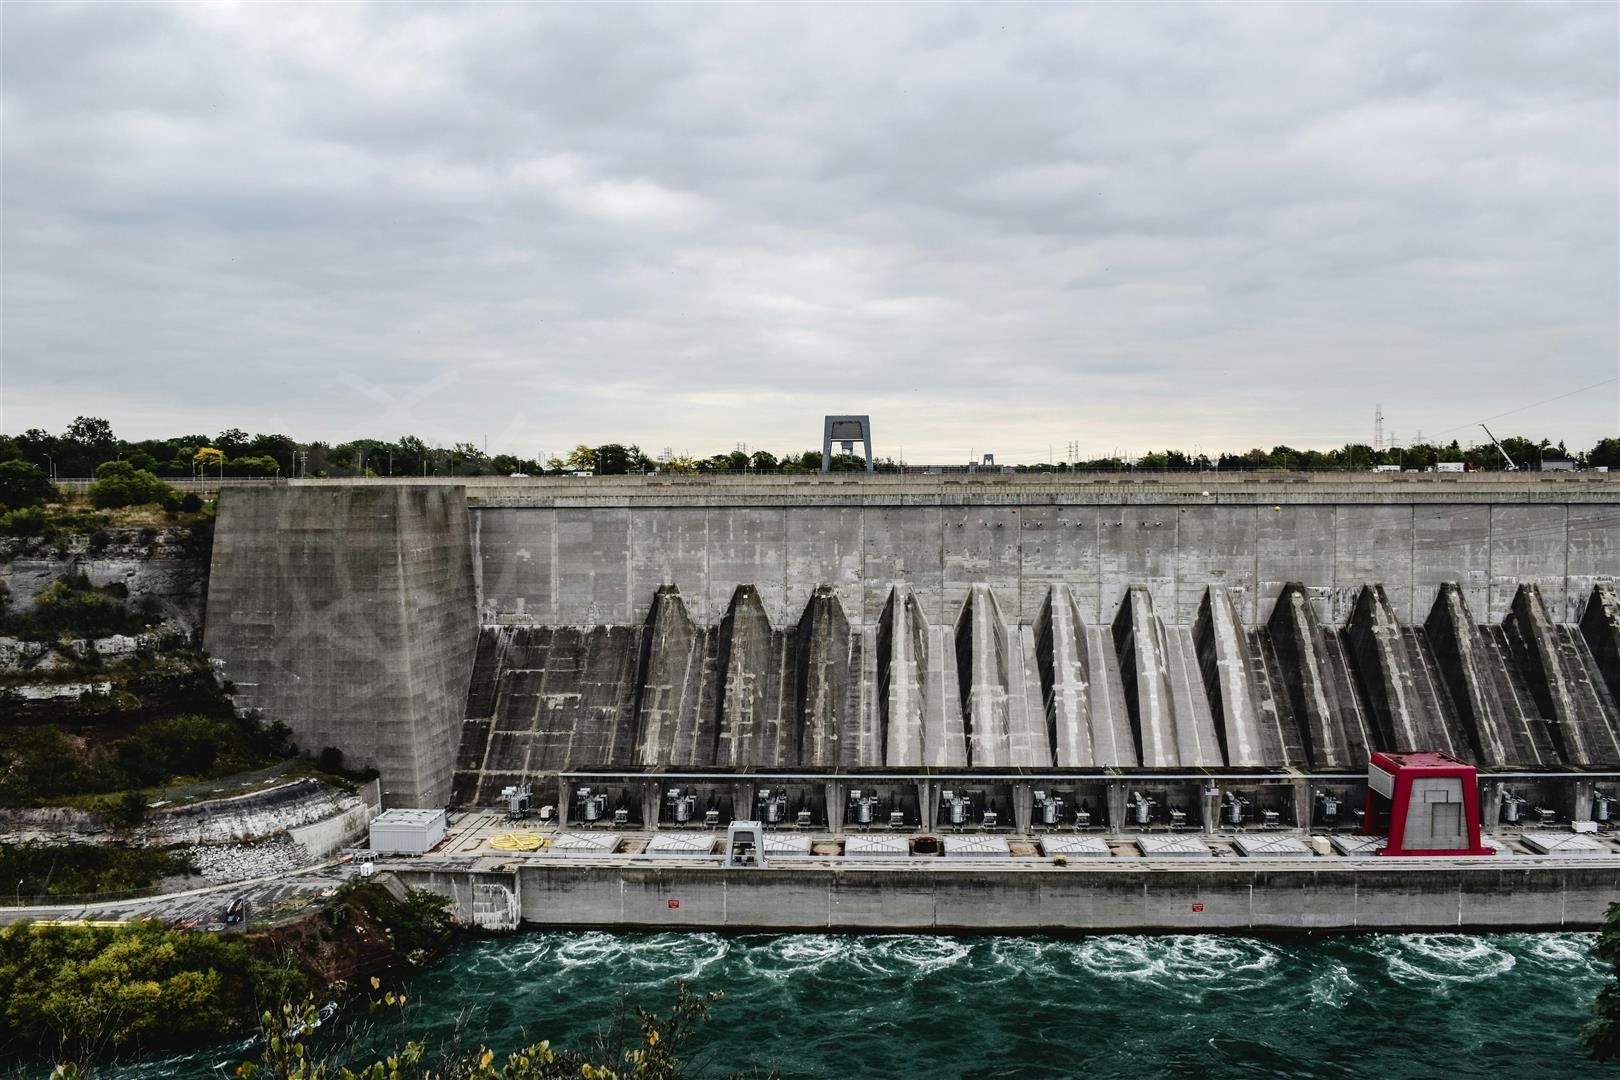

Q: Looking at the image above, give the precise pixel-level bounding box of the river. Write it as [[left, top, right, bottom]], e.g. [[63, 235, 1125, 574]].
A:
[[105, 931, 1610, 1079]]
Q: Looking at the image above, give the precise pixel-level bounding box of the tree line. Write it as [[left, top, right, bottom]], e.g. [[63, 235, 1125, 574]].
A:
[[3, 418, 1617, 489]]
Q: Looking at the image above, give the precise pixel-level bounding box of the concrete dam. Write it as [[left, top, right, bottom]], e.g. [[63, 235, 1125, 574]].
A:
[[203, 474, 1620, 817]]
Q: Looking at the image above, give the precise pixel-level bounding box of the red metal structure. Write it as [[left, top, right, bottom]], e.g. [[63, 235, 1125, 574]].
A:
[[1363, 750, 1494, 857]]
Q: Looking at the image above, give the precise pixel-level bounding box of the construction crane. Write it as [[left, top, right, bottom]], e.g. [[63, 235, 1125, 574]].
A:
[[1480, 424, 1518, 471]]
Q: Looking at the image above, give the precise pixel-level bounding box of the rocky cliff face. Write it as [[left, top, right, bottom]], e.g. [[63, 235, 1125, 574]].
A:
[[1, 521, 211, 633], [1, 522, 218, 719]]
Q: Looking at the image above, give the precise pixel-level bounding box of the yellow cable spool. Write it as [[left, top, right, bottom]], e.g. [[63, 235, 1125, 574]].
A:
[[489, 832, 548, 852]]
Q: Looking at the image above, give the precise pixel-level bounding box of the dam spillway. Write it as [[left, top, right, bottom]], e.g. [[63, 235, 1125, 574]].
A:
[[202, 474, 1620, 809]]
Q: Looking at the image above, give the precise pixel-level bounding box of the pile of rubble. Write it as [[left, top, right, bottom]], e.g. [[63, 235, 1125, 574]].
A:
[[183, 836, 313, 883]]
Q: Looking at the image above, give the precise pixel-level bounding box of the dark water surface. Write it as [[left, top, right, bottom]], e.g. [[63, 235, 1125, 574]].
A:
[[106, 931, 1611, 1079]]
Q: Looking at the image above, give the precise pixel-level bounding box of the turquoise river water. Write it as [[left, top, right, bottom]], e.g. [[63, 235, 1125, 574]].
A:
[[99, 931, 1613, 1079]]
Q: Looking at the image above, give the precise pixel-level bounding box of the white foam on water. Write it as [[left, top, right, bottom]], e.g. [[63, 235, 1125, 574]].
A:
[[844, 935, 972, 978], [742, 934, 848, 980], [620, 932, 731, 981], [1372, 934, 1517, 987], [1070, 935, 1283, 996], [770, 934, 845, 966], [964, 937, 1053, 988], [1306, 960, 1357, 1008], [985, 937, 1055, 976], [553, 931, 626, 968], [481, 934, 556, 975], [1513, 932, 1602, 973]]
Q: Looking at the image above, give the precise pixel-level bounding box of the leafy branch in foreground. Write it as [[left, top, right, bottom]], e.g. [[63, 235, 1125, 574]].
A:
[[1585, 900, 1620, 1060], [220, 980, 774, 1080]]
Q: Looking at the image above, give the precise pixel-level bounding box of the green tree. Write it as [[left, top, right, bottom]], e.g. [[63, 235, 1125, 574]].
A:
[[396, 435, 432, 476], [565, 445, 598, 473], [1585, 901, 1620, 1059], [228, 455, 281, 477], [659, 455, 699, 474], [215, 428, 251, 456], [594, 444, 636, 475], [0, 460, 55, 510], [59, 417, 116, 475], [88, 461, 179, 510], [248, 433, 298, 473], [1589, 438, 1620, 469]]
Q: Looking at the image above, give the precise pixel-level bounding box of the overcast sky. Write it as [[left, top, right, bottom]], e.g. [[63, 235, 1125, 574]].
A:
[[3, 2, 1616, 463]]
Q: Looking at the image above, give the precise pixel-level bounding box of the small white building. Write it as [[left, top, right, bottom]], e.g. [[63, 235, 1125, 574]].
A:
[[368, 808, 448, 854]]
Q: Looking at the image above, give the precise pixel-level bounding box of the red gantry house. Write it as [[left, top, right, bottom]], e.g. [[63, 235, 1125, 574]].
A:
[[1363, 751, 1495, 857]]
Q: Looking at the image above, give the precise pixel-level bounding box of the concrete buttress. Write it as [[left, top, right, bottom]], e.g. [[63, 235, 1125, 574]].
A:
[[203, 486, 477, 808], [1265, 583, 1376, 769]]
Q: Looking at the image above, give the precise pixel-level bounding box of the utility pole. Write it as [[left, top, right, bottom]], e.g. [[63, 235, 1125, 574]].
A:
[[1374, 404, 1384, 451]]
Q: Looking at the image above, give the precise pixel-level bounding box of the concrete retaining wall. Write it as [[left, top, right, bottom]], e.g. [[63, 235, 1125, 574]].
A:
[[289, 780, 381, 858], [391, 860, 1620, 933]]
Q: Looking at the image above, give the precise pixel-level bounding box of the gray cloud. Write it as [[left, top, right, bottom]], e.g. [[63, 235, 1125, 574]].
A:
[[3, 1, 1615, 462]]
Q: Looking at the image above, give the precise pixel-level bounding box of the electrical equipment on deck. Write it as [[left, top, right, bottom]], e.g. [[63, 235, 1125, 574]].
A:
[[501, 784, 532, 821], [1501, 791, 1524, 824], [1033, 790, 1063, 828], [577, 787, 606, 824], [1222, 792, 1249, 828], [666, 788, 696, 825], [757, 789, 788, 825], [796, 809, 813, 829], [1595, 790, 1615, 826], [1314, 790, 1341, 827], [1128, 791, 1156, 827], [942, 790, 970, 830], [849, 790, 879, 830], [612, 808, 629, 827], [704, 808, 720, 828]]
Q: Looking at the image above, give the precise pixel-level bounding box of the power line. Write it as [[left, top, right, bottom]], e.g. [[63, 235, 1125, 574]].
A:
[[1426, 376, 1619, 439]]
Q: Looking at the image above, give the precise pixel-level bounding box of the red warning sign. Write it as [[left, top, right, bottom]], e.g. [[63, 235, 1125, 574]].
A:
[[1191, 902, 1204, 913], [668, 899, 680, 909]]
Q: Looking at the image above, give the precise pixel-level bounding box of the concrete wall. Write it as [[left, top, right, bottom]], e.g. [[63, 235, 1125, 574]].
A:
[[204, 487, 478, 807], [472, 499, 1620, 629], [288, 779, 382, 858], [391, 860, 1620, 932], [199, 478, 1620, 801]]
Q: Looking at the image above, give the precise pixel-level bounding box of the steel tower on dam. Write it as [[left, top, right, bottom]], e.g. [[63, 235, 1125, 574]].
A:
[[203, 473, 1620, 819]]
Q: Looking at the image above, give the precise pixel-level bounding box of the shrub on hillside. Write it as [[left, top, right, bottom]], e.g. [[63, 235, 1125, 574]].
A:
[[19, 571, 150, 639], [87, 461, 179, 510]]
